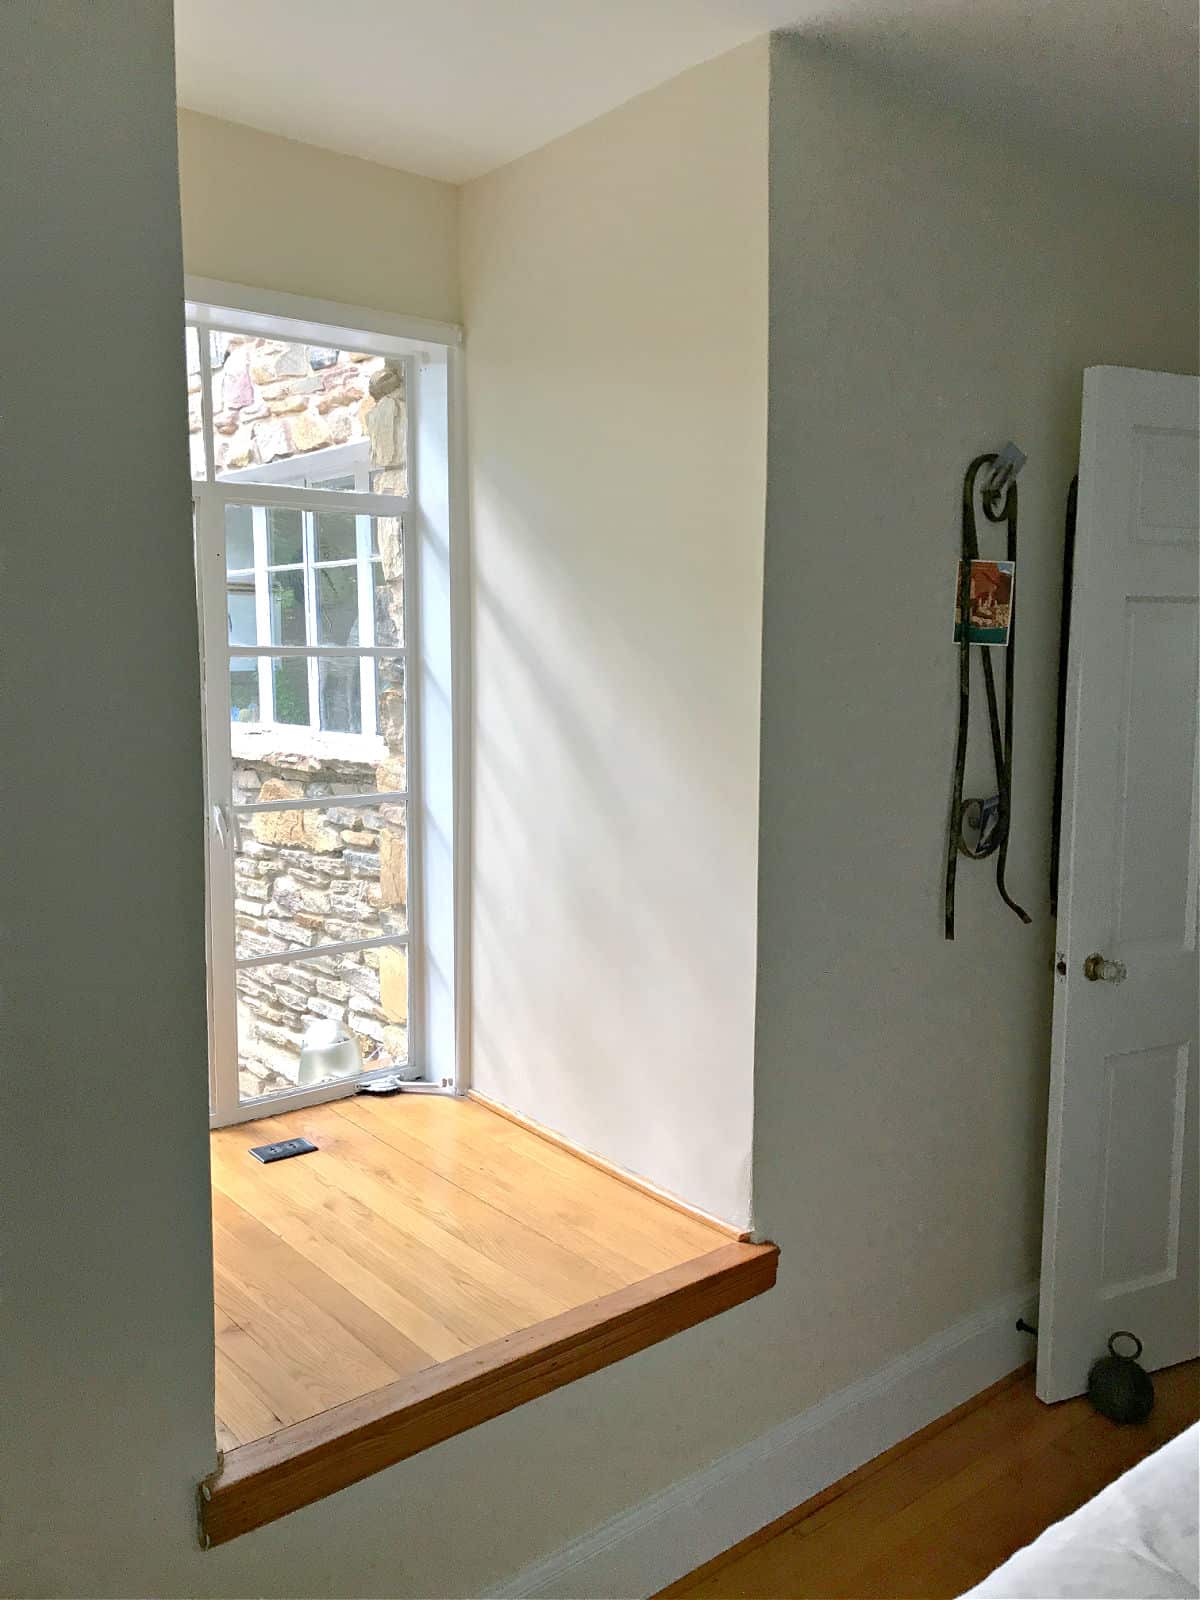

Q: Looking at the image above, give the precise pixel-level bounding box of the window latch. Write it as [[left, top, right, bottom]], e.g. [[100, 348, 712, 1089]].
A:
[[211, 803, 239, 851]]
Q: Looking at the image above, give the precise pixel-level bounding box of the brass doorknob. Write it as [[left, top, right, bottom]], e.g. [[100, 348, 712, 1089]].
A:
[[1083, 953, 1127, 984]]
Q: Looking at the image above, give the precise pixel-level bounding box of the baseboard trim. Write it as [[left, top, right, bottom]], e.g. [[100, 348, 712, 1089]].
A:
[[488, 1280, 1038, 1599]]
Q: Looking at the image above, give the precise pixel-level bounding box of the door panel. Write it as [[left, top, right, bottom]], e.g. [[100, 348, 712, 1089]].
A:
[[1112, 601, 1198, 946], [1097, 1041, 1189, 1295], [1038, 366, 1200, 1401]]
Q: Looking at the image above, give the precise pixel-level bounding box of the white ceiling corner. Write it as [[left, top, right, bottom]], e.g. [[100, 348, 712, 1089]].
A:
[[174, 0, 1198, 193], [173, 0, 800, 183]]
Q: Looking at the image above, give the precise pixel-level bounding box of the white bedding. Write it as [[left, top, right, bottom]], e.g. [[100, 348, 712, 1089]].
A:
[[963, 1421, 1199, 1599]]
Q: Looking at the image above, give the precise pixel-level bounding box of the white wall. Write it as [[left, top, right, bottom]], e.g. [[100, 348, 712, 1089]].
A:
[[4, 22, 1198, 1600], [459, 40, 769, 1228], [177, 109, 460, 324]]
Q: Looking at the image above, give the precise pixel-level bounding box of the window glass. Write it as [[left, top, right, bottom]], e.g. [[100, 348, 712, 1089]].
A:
[[229, 722, 404, 793], [187, 327, 206, 480], [226, 586, 256, 647], [316, 567, 360, 647], [314, 512, 357, 563], [224, 505, 254, 573], [229, 663, 258, 722], [267, 507, 303, 567], [319, 658, 361, 733], [234, 940, 409, 1103], [272, 657, 309, 726], [225, 654, 405, 757], [376, 658, 406, 752], [228, 576, 259, 721], [191, 306, 456, 1116], [207, 332, 407, 496], [268, 572, 306, 647], [218, 498, 405, 747], [372, 563, 401, 647], [231, 796, 407, 959], [374, 516, 404, 645]]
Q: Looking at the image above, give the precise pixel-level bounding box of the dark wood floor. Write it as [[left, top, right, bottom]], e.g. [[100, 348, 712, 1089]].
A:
[[661, 1359, 1200, 1599]]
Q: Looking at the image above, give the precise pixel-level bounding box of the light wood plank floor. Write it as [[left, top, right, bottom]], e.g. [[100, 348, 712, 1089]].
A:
[[661, 1358, 1200, 1600], [211, 1093, 726, 1450]]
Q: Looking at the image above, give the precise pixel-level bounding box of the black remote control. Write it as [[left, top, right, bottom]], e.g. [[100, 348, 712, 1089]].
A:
[[248, 1137, 317, 1164]]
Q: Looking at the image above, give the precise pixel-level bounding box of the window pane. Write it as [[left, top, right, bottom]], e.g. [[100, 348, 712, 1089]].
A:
[[269, 571, 306, 646], [231, 793, 408, 961], [316, 656, 406, 742], [227, 656, 405, 781], [376, 657, 406, 754], [229, 664, 259, 722], [314, 511, 357, 562], [187, 326, 206, 480], [316, 566, 360, 647], [224, 504, 254, 573], [272, 656, 309, 726], [226, 585, 256, 648], [319, 657, 361, 733], [374, 514, 404, 644], [230, 722, 405, 795], [372, 560, 402, 647], [235, 940, 408, 1104], [315, 519, 403, 648], [208, 331, 407, 496], [267, 506, 303, 566]]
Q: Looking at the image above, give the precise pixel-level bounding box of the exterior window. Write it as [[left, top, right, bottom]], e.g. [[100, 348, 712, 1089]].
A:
[[188, 297, 459, 1125], [223, 494, 399, 739]]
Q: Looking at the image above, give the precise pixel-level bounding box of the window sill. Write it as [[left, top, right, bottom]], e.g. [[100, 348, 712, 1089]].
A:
[[199, 1239, 778, 1546], [229, 723, 387, 765]]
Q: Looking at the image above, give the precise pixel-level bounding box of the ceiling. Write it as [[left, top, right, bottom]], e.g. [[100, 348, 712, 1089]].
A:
[[175, 0, 1198, 192], [174, 0, 803, 182]]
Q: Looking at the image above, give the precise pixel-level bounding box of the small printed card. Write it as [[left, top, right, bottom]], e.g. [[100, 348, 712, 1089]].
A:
[[953, 559, 1014, 646]]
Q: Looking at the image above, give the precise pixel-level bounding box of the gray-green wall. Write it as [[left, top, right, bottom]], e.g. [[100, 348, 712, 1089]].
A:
[[755, 31, 1198, 1368], [0, 3, 215, 1592]]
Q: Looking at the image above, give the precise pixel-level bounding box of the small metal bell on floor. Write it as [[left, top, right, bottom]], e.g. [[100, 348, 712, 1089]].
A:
[[1087, 1332, 1155, 1424]]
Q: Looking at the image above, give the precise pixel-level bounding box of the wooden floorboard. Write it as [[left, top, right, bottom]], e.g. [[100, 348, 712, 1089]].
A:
[[660, 1359, 1200, 1599], [340, 1095, 723, 1274], [202, 1240, 779, 1547], [210, 1093, 733, 1448]]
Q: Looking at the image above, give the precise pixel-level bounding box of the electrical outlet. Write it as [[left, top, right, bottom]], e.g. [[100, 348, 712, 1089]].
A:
[[248, 1137, 317, 1164]]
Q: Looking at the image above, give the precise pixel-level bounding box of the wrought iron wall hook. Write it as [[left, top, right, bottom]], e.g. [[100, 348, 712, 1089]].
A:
[[944, 449, 1032, 939]]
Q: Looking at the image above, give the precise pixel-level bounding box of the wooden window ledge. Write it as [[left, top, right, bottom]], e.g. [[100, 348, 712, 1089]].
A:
[[200, 1239, 778, 1546]]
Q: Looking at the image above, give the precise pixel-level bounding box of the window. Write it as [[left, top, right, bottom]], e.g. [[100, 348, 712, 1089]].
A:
[[187, 285, 462, 1126], [224, 497, 400, 737]]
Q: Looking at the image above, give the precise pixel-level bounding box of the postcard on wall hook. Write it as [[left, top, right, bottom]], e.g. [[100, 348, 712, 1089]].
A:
[[953, 559, 1015, 646]]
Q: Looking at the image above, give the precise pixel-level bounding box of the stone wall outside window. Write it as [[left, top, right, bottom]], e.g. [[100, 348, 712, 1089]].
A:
[[186, 331, 407, 491], [232, 736, 409, 1098]]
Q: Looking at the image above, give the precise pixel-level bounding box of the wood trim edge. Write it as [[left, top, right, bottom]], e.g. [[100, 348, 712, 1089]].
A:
[[201, 1240, 779, 1547], [467, 1090, 753, 1241]]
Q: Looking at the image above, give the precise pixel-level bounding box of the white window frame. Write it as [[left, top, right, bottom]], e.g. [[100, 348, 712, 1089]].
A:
[[225, 462, 384, 740], [187, 279, 469, 1127]]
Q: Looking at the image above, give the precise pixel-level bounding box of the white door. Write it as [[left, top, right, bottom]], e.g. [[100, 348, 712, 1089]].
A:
[[1038, 366, 1199, 1401]]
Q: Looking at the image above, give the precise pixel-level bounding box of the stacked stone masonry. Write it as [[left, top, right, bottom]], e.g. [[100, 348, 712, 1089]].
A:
[[186, 330, 407, 491], [233, 745, 409, 1100]]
